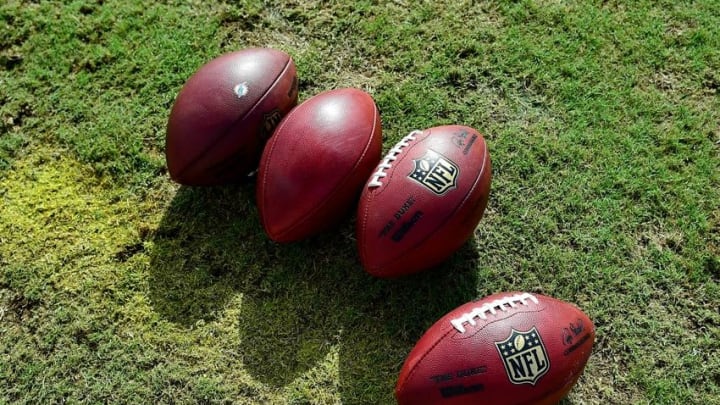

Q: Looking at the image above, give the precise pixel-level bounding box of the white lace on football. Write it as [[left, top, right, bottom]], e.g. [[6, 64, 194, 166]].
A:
[[367, 130, 422, 188], [450, 293, 539, 333]]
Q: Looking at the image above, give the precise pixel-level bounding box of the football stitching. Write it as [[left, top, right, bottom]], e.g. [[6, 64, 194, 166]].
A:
[[177, 54, 293, 181], [367, 130, 421, 188], [358, 182, 375, 266], [450, 293, 539, 333], [262, 91, 381, 241]]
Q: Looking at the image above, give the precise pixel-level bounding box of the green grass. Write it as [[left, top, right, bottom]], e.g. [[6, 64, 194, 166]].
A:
[[1, 0, 719, 403]]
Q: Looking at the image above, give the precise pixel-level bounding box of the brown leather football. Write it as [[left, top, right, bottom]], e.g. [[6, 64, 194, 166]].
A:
[[256, 88, 382, 242], [396, 292, 595, 405], [357, 125, 492, 277], [166, 48, 298, 185]]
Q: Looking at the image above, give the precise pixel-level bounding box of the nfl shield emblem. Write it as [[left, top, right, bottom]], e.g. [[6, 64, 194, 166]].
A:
[[408, 150, 459, 195], [495, 327, 550, 385]]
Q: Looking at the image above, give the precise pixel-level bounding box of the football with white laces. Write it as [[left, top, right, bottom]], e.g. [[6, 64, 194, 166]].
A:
[[395, 292, 595, 405], [356, 125, 491, 278]]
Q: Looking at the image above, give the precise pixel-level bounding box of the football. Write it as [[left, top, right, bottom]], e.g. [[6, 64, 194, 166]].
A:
[[166, 48, 298, 186], [356, 125, 491, 277], [257, 88, 382, 242], [396, 292, 595, 405]]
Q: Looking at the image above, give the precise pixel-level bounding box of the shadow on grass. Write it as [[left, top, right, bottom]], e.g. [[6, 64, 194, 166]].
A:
[[148, 185, 479, 399], [335, 242, 480, 403]]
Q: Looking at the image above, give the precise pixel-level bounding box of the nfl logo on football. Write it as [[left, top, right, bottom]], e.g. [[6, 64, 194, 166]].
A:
[[495, 327, 550, 385], [408, 150, 459, 195]]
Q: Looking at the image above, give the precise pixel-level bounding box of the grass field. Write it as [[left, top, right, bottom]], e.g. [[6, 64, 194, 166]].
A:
[[1, 0, 719, 403]]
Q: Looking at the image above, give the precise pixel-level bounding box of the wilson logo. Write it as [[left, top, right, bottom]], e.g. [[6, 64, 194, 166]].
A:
[[408, 150, 459, 195], [495, 327, 550, 385]]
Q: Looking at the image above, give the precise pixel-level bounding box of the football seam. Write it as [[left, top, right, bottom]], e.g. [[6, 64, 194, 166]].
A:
[[256, 85, 302, 234], [396, 327, 456, 397], [176, 55, 293, 180], [363, 134, 490, 276], [261, 92, 380, 241], [358, 188, 374, 266]]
